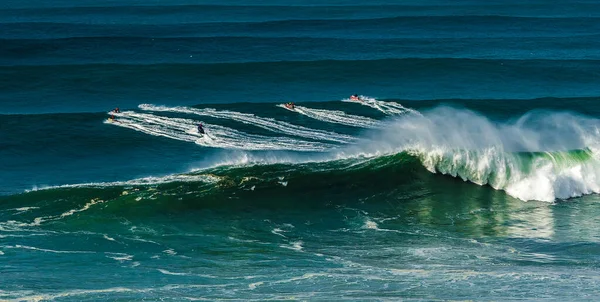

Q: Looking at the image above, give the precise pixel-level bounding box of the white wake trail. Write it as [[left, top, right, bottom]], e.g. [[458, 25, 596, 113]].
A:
[[106, 111, 334, 151], [277, 104, 380, 129], [139, 104, 354, 144], [105, 115, 197, 143], [342, 96, 420, 116]]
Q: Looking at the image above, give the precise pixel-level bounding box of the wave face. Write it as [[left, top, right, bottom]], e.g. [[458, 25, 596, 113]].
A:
[[4, 0, 600, 300], [341, 107, 600, 202]]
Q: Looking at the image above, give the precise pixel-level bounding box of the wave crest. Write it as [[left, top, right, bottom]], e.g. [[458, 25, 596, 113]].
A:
[[347, 106, 600, 201]]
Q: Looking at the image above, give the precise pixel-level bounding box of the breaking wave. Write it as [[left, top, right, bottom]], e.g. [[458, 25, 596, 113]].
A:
[[32, 101, 600, 202], [341, 106, 600, 201]]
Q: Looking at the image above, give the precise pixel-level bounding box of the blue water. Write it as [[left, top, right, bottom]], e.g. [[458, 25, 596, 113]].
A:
[[2, 1, 600, 300]]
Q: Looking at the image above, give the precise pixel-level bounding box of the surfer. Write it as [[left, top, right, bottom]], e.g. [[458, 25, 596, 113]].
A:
[[108, 107, 120, 121], [197, 123, 205, 134], [350, 94, 361, 101], [285, 102, 295, 109]]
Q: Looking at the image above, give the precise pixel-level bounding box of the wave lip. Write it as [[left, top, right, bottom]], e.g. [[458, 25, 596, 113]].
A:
[[347, 106, 600, 202], [414, 146, 600, 202]]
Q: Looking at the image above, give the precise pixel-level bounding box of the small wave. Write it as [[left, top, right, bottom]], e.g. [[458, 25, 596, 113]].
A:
[[290, 241, 304, 251], [8, 287, 139, 302], [0, 198, 104, 231], [363, 219, 379, 230], [163, 248, 177, 256], [4, 244, 94, 254], [271, 228, 287, 238], [0, 198, 106, 228], [14, 207, 39, 212], [105, 252, 133, 262], [28, 174, 221, 192], [103, 234, 116, 242], [60, 198, 105, 218], [248, 281, 264, 290]]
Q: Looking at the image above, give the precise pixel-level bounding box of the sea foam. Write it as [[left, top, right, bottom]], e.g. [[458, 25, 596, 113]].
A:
[[344, 106, 600, 201]]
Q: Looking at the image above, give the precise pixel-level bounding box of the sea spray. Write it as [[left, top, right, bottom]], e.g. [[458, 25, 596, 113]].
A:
[[345, 106, 600, 201]]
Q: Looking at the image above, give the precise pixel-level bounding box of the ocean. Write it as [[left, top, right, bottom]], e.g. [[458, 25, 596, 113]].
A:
[[2, 0, 600, 300]]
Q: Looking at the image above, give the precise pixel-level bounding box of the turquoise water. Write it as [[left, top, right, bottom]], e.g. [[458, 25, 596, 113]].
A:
[[3, 1, 600, 300]]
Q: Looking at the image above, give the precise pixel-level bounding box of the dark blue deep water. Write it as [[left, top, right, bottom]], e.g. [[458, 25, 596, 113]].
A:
[[2, 1, 600, 300]]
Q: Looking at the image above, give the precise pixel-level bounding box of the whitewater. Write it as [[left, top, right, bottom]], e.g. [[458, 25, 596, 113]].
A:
[[5, 1, 600, 300], [95, 99, 600, 202]]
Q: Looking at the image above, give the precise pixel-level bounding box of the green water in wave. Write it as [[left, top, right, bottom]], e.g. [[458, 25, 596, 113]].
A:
[[3, 154, 600, 300]]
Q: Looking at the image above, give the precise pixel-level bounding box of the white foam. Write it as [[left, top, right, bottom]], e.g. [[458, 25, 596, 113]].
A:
[[343, 106, 600, 201], [5, 245, 94, 254], [124, 237, 162, 245], [271, 228, 287, 238], [0, 216, 55, 228], [248, 281, 264, 290], [157, 269, 190, 276], [14, 207, 39, 212], [103, 234, 116, 242], [28, 174, 221, 192], [290, 241, 304, 251], [11, 287, 139, 302], [60, 198, 104, 218], [363, 219, 379, 230], [227, 236, 259, 243], [270, 273, 325, 285], [0, 220, 32, 231], [105, 252, 133, 262], [163, 248, 177, 255]]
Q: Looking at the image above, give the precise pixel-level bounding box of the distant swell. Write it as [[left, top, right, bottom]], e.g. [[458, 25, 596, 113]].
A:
[[3, 15, 600, 39], [4, 36, 600, 65], [3, 58, 600, 91]]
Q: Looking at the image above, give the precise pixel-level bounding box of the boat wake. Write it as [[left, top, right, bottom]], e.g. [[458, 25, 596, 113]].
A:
[[276, 103, 380, 128]]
